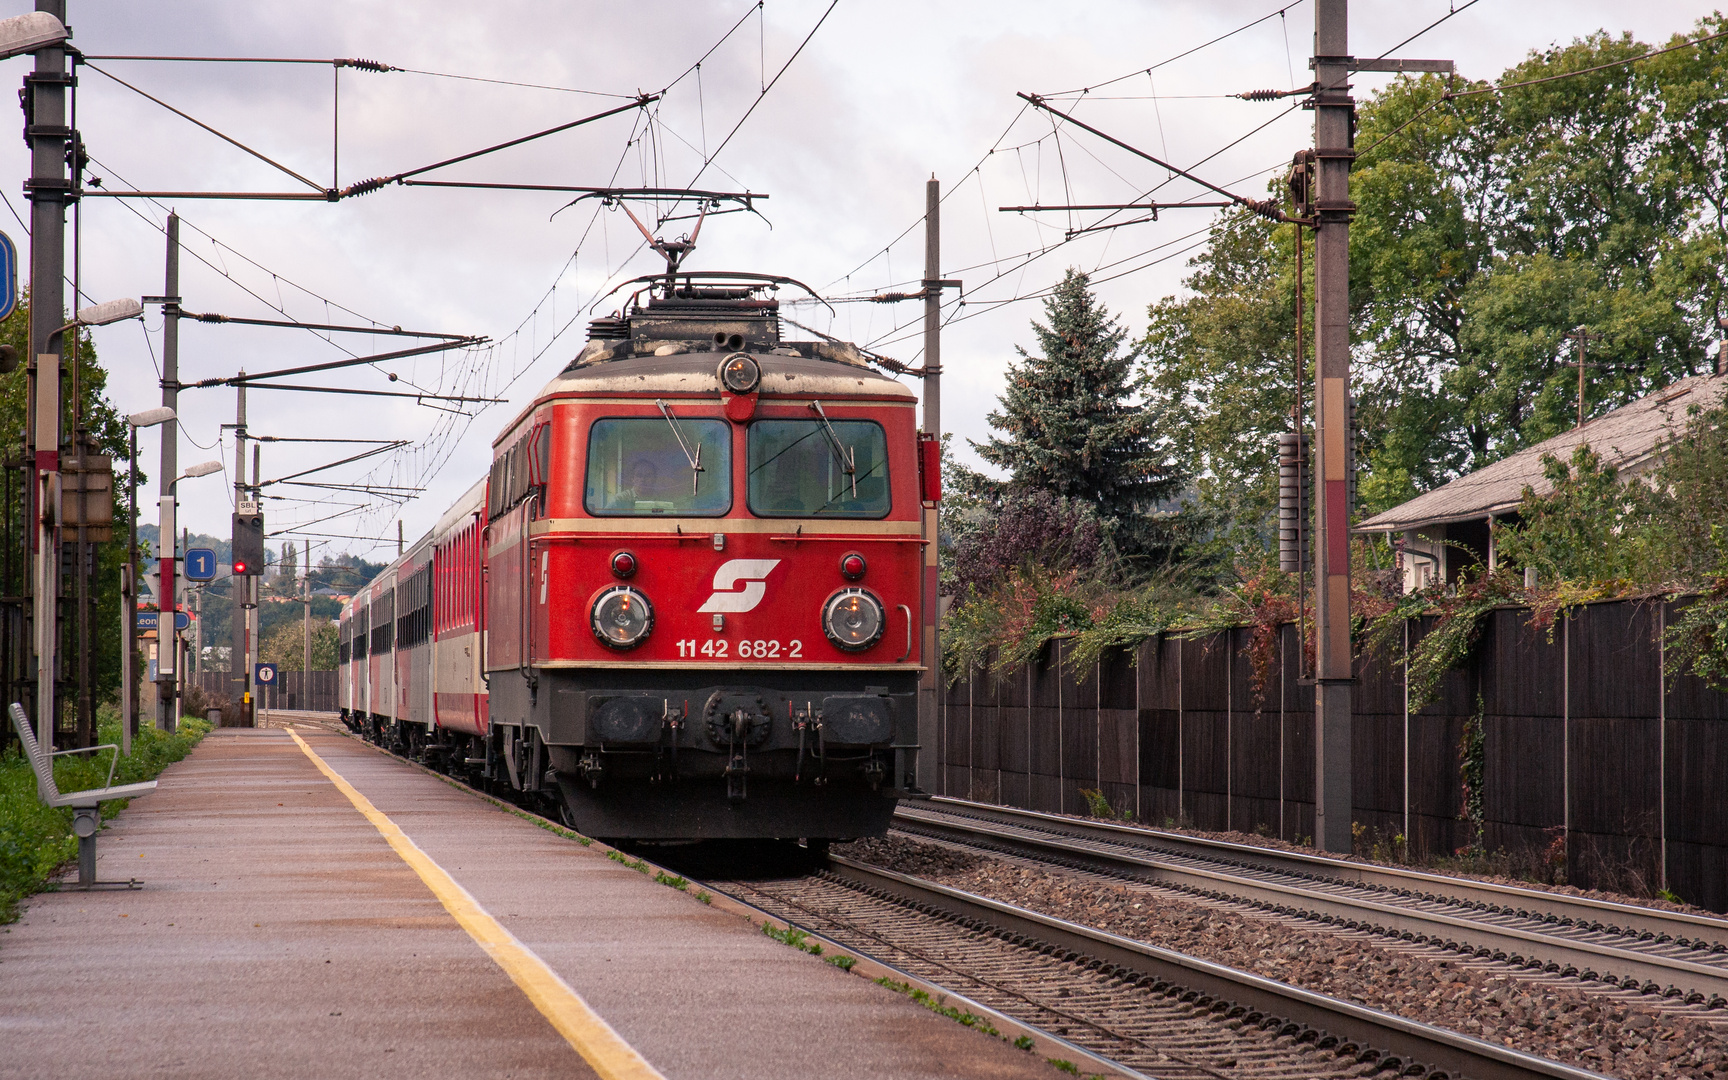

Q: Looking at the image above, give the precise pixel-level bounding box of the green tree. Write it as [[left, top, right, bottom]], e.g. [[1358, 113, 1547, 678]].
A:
[[1142, 212, 1300, 556], [1350, 22, 1725, 478], [0, 296, 134, 718], [1141, 18, 1728, 550], [971, 268, 1182, 561], [277, 541, 297, 587], [1492, 443, 1651, 583], [259, 618, 338, 671]]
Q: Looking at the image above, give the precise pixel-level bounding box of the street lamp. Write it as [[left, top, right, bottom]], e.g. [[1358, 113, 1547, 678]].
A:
[[0, 12, 67, 60], [31, 297, 144, 752], [154, 458, 223, 734], [122, 406, 176, 755]]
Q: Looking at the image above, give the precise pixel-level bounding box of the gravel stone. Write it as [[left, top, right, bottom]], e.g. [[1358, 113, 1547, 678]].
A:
[[839, 835, 1728, 1078]]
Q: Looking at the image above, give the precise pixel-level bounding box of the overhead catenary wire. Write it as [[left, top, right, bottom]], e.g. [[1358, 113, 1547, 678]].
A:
[[1038, 1, 1310, 97]]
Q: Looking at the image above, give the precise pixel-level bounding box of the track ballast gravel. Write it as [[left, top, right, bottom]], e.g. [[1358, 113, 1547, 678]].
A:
[[839, 835, 1728, 1079]]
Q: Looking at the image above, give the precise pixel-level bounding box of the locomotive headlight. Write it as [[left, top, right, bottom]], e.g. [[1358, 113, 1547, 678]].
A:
[[821, 588, 886, 651], [591, 586, 654, 649], [717, 352, 760, 394]]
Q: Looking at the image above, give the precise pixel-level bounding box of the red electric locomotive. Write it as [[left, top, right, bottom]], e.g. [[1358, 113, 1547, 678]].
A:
[[339, 271, 932, 843]]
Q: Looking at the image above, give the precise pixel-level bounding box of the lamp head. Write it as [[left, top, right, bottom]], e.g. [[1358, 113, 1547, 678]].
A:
[[75, 298, 144, 327], [0, 13, 68, 61], [128, 406, 176, 428]]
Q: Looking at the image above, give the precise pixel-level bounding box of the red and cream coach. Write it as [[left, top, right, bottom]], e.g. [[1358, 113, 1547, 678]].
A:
[[340, 272, 935, 844]]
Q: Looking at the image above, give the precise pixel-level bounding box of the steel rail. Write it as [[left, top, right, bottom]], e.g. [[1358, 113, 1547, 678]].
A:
[[911, 798, 1728, 947], [897, 800, 1728, 1003], [809, 857, 1609, 1080]]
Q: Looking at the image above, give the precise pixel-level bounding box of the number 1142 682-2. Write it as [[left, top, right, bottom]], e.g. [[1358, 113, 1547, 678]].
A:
[[675, 639, 803, 659]]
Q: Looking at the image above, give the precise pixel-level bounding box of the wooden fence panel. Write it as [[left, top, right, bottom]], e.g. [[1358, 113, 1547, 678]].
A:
[[1137, 636, 1182, 824], [935, 597, 1728, 911]]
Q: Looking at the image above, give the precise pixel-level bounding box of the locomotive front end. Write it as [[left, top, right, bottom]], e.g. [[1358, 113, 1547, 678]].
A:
[[483, 275, 929, 842]]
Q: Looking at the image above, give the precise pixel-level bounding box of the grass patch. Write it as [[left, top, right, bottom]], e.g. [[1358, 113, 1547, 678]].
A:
[[605, 849, 652, 874], [873, 977, 1000, 1038], [2, 713, 210, 923], [762, 921, 823, 956], [695, 890, 713, 905], [653, 870, 689, 891], [825, 954, 856, 971]]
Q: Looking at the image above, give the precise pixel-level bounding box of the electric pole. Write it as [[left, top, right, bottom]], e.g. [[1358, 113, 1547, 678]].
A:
[[1311, 0, 1354, 854], [248, 441, 260, 726], [918, 178, 941, 795], [231, 380, 247, 724], [1571, 327, 1603, 429], [25, 0, 68, 751], [303, 537, 311, 685], [155, 214, 180, 732]]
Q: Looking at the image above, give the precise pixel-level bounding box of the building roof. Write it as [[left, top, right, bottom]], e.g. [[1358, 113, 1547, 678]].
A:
[[1357, 371, 1728, 534]]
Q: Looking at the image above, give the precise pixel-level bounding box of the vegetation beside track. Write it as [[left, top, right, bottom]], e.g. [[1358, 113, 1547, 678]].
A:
[[0, 712, 210, 923]]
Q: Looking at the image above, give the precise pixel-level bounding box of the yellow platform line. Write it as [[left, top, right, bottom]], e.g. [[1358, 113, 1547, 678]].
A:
[[287, 728, 665, 1080]]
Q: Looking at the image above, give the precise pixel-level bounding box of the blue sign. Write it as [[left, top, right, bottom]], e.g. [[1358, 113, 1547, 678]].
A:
[[185, 547, 217, 581], [0, 232, 15, 323], [137, 610, 190, 631], [254, 663, 278, 685]]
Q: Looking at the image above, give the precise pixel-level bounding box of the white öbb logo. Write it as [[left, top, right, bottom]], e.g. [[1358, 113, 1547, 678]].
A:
[[697, 559, 781, 613]]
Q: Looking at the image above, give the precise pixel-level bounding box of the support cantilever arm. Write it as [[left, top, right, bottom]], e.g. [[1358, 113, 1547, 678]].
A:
[[338, 96, 657, 198], [178, 337, 486, 389], [1017, 92, 1291, 224]]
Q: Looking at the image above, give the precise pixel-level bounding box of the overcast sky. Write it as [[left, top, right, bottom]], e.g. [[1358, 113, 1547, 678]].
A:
[[0, 1, 1713, 564]]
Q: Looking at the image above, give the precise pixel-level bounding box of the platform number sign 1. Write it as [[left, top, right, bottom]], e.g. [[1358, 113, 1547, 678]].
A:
[[254, 662, 277, 686], [184, 547, 217, 582]]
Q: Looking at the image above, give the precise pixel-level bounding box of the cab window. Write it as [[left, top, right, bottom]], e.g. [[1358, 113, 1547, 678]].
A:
[[585, 417, 731, 516], [747, 419, 890, 518]]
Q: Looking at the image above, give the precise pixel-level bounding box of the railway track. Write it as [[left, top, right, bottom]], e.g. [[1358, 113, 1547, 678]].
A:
[[704, 856, 1609, 1080], [295, 726, 1632, 1077], [895, 798, 1728, 1007]]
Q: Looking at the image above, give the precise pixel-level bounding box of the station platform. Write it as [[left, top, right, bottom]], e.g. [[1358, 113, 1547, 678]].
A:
[[0, 727, 1055, 1080]]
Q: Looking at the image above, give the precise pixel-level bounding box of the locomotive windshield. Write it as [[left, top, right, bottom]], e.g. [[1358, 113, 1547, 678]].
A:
[[585, 418, 732, 515], [747, 419, 889, 517]]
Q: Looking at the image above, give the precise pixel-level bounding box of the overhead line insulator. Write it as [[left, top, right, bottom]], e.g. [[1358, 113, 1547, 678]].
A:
[[339, 177, 391, 198]]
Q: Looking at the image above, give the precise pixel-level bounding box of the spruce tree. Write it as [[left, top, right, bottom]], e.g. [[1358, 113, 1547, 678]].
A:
[[972, 268, 1180, 554]]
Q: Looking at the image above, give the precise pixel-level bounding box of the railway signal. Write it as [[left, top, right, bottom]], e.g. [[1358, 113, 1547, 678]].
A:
[[231, 510, 265, 576]]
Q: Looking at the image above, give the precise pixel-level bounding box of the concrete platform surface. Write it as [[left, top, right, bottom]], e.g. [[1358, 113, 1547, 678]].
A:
[[0, 728, 1057, 1080]]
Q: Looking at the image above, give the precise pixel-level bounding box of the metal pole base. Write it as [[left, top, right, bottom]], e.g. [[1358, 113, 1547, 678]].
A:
[[1314, 680, 1354, 854], [63, 807, 142, 890]]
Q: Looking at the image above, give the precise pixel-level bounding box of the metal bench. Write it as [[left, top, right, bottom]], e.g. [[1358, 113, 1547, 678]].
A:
[[9, 703, 157, 889]]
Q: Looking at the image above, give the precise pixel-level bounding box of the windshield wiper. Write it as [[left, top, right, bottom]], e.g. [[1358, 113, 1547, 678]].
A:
[[656, 399, 704, 495], [807, 400, 857, 498]]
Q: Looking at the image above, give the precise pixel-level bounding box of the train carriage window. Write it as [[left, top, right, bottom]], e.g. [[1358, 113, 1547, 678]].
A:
[[748, 419, 890, 518], [371, 591, 395, 655], [584, 418, 731, 516], [352, 606, 368, 659]]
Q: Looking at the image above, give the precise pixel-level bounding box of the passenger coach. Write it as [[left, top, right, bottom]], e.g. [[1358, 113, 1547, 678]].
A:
[[340, 273, 935, 844]]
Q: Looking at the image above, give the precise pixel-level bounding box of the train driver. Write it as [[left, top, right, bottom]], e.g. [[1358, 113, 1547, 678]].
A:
[[612, 458, 662, 509]]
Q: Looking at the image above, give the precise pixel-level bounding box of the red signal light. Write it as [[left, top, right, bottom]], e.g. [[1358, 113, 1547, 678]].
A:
[[839, 553, 866, 580], [232, 560, 249, 575], [610, 551, 637, 578]]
